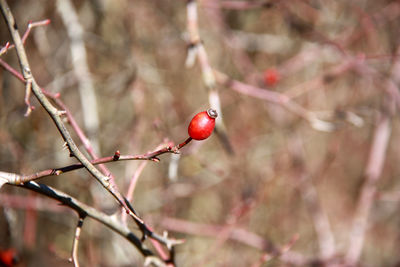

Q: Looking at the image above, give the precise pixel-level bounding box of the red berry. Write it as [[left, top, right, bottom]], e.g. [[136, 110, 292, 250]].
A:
[[263, 68, 280, 87], [0, 248, 17, 267], [188, 109, 218, 140]]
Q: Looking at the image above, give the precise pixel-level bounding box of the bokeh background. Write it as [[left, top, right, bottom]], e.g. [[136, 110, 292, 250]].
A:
[[1, 0, 400, 266]]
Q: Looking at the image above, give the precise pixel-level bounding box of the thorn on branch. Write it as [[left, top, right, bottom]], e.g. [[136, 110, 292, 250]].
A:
[[151, 157, 160, 162], [62, 142, 74, 157], [167, 146, 180, 154], [0, 41, 10, 56], [56, 110, 67, 116]]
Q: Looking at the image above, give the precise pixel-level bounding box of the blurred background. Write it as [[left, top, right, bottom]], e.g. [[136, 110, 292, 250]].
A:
[[1, 0, 400, 266]]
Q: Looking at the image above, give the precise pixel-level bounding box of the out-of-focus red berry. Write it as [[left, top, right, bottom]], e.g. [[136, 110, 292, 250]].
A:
[[188, 109, 218, 140], [0, 248, 17, 267], [263, 68, 280, 87]]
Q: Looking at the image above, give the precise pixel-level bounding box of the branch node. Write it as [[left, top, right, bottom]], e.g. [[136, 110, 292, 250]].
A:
[[23, 66, 32, 77], [0, 41, 10, 56], [113, 150, 121, 161], [62, 142, 68, 150], [56, 110, 67, 116], [151, 157, 160, 162]]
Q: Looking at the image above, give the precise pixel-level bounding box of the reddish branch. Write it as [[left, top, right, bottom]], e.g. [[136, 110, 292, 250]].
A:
[[159, 216, 305, 265], [345, 43, 399, 264], [214, 70, 335, 132], [2, 138, 193, 185], [345, 101, 393, 265]]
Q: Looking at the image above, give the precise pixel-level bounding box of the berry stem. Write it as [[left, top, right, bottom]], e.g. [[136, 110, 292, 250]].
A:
[[177, 137, 193, 150]]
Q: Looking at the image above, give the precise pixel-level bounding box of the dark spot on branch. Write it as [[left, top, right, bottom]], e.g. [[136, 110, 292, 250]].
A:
[[335, 109, 347, 119], [188, 39, 202, 49], [123, 196, 139, 216]]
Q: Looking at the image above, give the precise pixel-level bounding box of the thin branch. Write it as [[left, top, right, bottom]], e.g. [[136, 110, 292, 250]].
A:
[[0, 58, 24, 80], [186, 0, 233, 153], [56, 0, 100, 155], [0, 19, 50, 57], [345, 107, 392, 265], [160, 216, 306, 265], [1, 138, 192, 185], [202, 0, 258, 82], [126, 161, 149, 202], [122, 161, 149, 225], [21, 19, 51, 44], [287, 135, 336, 259], [69, 216, 85, 267], [214, 70, 336, 132], [345, 44, 398, 264]]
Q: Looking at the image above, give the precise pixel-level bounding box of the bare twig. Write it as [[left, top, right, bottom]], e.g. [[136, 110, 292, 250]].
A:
[[0, 58, 24, 80], [202, 0, 258, 82], [1, 138, 192, 185], [56, 0, 100, 154], [186, 0, 233, 153], [0, 19, 50, 57], [161, 216, 274, 250], [345, 44, 398, 264], [160, 216, 305, 265], [345, 106, 392, 265], [215, 70, 335, 132], [288, 135, 336, 260], [69, 216, 85, 267], [122, 161, 149, 225], [21, 19, 51, 44]]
